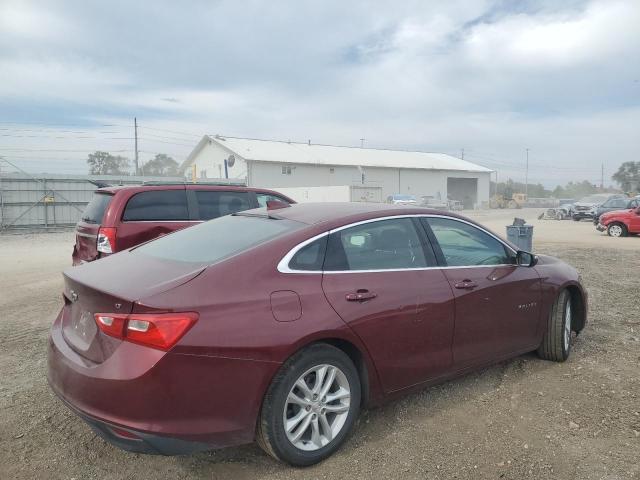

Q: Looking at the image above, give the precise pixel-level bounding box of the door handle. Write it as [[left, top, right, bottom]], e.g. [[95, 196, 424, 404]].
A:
[[454, 279, 477, 289], [345, 289, 377, 302]]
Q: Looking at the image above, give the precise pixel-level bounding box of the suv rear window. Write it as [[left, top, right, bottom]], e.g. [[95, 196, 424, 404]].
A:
[[135, 214, 302, 263], [81, 193, 112, 224], [123, 190, 189, 221], [195, 190, 251, 220]]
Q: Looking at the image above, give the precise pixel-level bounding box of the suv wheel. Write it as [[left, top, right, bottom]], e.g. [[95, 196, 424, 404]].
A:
[[607, 222, 627, 237], [257, 344, 361, 466]]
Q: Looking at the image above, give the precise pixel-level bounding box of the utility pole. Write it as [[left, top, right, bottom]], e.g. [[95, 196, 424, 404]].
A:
[[134, 117, 139, 176], [360, 138, 366, 148], [525, 148, 529, 199], [601, 163, 604, 190], [460, 148, 464, 160]]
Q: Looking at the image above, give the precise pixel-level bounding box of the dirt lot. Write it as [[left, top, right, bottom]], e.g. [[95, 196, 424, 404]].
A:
[[1, 209, 639, 479]]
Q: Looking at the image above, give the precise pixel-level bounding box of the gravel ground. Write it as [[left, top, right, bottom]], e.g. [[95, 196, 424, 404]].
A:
[[1, 215, 639, 479]]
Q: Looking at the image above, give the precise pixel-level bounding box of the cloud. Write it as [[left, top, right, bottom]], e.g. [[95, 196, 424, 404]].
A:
[[0, 0, 638, 187]]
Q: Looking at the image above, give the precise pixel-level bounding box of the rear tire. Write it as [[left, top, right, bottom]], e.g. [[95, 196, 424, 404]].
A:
[[537, 290, 572, 362], [257, 343, 361, 466], [607, 222, 627, 237]]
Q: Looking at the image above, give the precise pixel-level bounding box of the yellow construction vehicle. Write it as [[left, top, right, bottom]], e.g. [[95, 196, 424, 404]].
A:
[[490, 193, 527, 209]]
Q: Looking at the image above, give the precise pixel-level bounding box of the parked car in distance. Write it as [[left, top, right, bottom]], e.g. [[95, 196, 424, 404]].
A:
[[592, 195, 640, 225], [419, 195, 449, 210], [48, 202, 587, 466], [571, 193, 616, 221], [386, 193, 417, 205], [448, 199, 464, 211], [72, 182, 294, 265], [596, 205, 640, 237]]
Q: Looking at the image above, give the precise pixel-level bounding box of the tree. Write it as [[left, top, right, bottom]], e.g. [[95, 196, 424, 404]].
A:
[[142, 154, 179, 176], [87, 151, 131, 175], [551, 180, 597, 199], [612, 161, 640, 192]]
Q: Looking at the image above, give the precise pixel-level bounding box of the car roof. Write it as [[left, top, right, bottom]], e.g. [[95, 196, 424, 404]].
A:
[[262, 202, 463, 226], [95, 184, 290, 197]]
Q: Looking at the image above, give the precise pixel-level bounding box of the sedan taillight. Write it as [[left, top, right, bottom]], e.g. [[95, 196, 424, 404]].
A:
[[97, 227, 116, 254], [94, 312, 198, 350]]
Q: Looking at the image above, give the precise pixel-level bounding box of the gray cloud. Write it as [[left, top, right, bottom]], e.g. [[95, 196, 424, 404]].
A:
[[0, 0, 638, 186]]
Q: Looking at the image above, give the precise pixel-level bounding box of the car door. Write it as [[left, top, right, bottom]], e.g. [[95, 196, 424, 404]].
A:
[[116, 187, 194, 251], [629, 204, 640, 232], [321, 217, 455, 393], [421, 217, 541, 367]]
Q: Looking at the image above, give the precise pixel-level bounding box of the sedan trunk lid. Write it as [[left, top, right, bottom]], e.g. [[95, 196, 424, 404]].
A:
[[61, 251, 205, 363]]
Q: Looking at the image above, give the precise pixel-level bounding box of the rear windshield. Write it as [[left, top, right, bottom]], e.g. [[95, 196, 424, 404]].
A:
[[134, 213, 302, 264], [81, 193, 112, 224]]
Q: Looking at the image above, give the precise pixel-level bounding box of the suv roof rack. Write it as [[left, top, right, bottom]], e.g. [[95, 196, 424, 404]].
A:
[[141, 180, 247, 186]]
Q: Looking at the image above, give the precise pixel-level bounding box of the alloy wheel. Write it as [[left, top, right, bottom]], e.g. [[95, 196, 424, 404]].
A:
[[609, 225, 623, 237], [283, 364, 351, 451], [564, 300, 572, 351]]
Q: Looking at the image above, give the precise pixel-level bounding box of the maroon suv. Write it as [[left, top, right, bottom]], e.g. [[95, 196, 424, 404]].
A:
[[73, 183, 294, 264]]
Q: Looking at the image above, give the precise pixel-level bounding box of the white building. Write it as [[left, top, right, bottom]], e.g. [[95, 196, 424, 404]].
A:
[[181, 135, 493, 208]]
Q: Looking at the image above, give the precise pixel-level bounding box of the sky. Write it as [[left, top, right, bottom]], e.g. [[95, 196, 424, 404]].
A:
[[0, 0, 639, 187]]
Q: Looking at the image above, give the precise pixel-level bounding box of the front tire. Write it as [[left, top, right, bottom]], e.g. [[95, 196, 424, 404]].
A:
[[607, 222, 627, 237], [537, 290, 572, 362], [257, 343, 361, 466]]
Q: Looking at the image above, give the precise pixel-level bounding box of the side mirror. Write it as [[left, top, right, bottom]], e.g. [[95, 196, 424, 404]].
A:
[[516, 250, 538, 267]]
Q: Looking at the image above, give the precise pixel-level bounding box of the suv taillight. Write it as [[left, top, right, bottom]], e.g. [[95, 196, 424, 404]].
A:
[[94, 312, 198, 350], [97, 227, 116, 254]]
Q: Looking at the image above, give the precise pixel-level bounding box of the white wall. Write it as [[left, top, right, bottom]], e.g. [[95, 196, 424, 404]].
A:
[[186, 145, 491, 207], [269, 185, 352, 203], [186, 141, 248, 181], [248, 161, 491, 206]]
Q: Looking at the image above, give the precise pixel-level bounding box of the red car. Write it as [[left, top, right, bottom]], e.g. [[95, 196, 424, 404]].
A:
[[48, 203, 587, 466], [596, 205, 640, 237], [73, 183, 294, 265]]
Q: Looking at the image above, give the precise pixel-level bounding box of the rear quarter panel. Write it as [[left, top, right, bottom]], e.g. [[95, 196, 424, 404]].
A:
[[136, 228, 385, 405]]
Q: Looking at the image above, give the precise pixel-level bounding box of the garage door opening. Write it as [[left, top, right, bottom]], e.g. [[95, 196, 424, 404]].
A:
[[447, 178, 478, 210]]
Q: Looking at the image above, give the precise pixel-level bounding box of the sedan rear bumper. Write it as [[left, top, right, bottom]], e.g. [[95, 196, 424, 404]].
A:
[[47, 309, 280, 453]]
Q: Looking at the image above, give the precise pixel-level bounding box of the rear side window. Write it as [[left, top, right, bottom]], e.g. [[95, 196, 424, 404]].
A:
[[288, 237, 327, 271], [135, 214, 302, 264], [256, 193, 290, 208], [324, 218, 428, 271], [81, 193, 112, 224], [123, 190, 189, 221], [195, 191, 251, 220]]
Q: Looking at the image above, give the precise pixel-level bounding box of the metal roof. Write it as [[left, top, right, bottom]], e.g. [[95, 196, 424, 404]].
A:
[[186, 135, 492, 173]]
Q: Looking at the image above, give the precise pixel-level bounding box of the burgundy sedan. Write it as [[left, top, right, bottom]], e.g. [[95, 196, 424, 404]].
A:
[[47, 203, 587, 466]]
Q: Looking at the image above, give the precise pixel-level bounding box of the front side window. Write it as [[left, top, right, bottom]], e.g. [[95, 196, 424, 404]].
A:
[[604, 197, 629, 208], [324, 218, 429, 271], [425, 217, 512, 267], [123, 190, 189, 221], [195, 190, 251, 220]]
